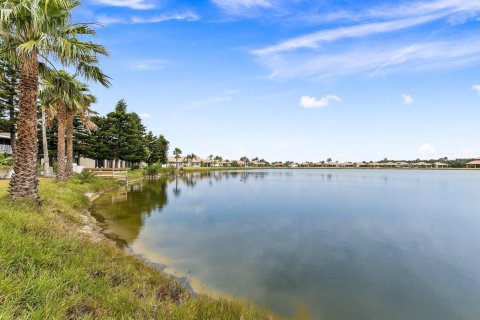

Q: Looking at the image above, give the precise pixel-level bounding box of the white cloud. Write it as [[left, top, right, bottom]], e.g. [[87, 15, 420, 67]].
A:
[[131, 12, 199, 23], [256, 37, 480, 80], [299, 95, 341, 108], [93, 0, 155, 10], [97, 11, 199, 25], [402, 93, 414, 105], [275, 139, 304, 149], [251, 0, 480, 80], [472, 84, 480, 94], [418, 143, 436, 157], [212, 0, 272, 15], [130, 59, 171, 71], [253, 15, 441, 56], [460, 146, 475, 157], [186, 90, 241, 109], [139, 112, 152, 119]]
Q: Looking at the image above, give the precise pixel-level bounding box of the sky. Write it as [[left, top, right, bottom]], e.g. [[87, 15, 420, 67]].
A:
[[73, 0, 480, 162]]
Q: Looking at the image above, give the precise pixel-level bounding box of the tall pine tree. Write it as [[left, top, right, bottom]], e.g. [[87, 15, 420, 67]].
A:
[[0, 59, 19, 155]]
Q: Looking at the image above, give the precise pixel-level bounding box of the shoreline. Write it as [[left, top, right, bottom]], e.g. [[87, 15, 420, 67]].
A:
[[85, 177, 235, 302]]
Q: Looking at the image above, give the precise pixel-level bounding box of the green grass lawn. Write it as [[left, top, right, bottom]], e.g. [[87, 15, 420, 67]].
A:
[[0, 177, 273, 319]]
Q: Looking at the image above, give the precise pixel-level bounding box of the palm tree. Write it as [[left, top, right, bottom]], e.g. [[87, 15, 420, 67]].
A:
[[65, 86, 97, 179], [0, 0, 109, 200], [40, 105, 50, 177], [173, 148, 182, 168], [41, 71, 104, 181]]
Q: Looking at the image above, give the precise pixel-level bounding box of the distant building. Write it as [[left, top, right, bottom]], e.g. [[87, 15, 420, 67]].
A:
[[0, 132, 12, 155], [434, 162, 448, 168], [466, 158, 480, 168]]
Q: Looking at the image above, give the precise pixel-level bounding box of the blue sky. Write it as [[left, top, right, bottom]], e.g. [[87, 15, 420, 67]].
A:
[[74, 0, 480, 162]]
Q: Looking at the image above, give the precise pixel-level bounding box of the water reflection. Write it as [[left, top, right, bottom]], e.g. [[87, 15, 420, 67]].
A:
[[92, 170, 480, 320]]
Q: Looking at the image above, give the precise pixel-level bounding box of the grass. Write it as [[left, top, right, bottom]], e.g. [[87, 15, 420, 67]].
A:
[[0, 177, 273, 319]]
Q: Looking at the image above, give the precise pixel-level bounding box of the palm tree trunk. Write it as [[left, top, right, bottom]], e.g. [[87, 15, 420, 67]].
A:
[[8, 54, 39, 200], [41, 107, 50, 177], [65, 109, 74, 179], [56, 100, 66, 182]]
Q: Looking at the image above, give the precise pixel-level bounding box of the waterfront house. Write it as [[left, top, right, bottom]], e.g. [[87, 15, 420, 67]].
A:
[[466, 158, 480, 168], [0, 132, 12, 155], [339, 162, 354, 167], [434, 162, 448, 168], [396, 162, 413, 168], [166, 156, 184, 168], [368, 162, 381, 168], [415, 162, 432, 168], [324, 162, 338, 167]]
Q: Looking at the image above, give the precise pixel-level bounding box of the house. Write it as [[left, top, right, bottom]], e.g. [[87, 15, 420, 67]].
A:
[[299, 162, 310, 167], [466, 158, 480, 168], [434, 162, 448, 169], [165, 156, 184, 168], [396, 162, 413, 168], [383, 162, 397, 168], [323, 162, 338, 167], [288, 162, 299, 168], [0, 132, 12, 155], [79, 158, 136, 169], [339, 162, 354, 167], [356, 162, 368, 167], [368, 162, 381, 168], [415, 162, 432, 168]]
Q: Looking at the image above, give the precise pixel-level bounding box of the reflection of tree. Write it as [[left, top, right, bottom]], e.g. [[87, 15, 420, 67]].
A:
[[92, 179, 169, 244], [173, 174, 181, 197], [93, 171, 271, 245]]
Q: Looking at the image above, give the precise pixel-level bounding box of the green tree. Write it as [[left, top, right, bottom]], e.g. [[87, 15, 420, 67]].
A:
[[0, 59, 19, 155], [102, 100, 146, 167], [145, 132, 170, 165], [0, 0, 109, 199]]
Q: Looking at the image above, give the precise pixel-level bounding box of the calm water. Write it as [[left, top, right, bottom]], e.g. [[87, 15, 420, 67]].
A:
[[92, 169, 480, 320]]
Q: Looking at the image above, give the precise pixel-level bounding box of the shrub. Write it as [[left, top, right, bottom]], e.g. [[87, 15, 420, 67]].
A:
[[0, 154, 13, 167], [144, 164, 163, 177], [73, 170, 98, 184]]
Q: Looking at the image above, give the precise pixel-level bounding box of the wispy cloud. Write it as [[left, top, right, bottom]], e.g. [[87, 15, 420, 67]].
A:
[[472, 84, 480, 94], [130, 59, 170, 71], [97, 11, 199, 25], [300, 95, 340, 108], [212, 0, 273, 16], [402, 93, 414, 105], [252, 0, 480, 80], [186, 90, 241, 110], [257, 37, 480, 80], [139, 112, 152, 119], [253, 15, 441, 56], [93, 0, 156, 10], [418, 143, 436, 157]]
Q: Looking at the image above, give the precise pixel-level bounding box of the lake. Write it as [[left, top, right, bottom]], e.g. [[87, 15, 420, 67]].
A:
[[92, 169, 480, 320]]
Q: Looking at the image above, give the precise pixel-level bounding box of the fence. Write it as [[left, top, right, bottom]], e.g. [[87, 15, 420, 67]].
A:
[[85, 168, 128, 182]]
